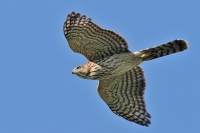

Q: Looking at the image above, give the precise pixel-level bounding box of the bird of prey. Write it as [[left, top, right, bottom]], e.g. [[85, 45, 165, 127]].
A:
[[63, 12, 188, 126]]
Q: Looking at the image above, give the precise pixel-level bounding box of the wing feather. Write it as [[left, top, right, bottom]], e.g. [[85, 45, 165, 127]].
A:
[[97, 66, 151, 126], [63, 12, 130, 62]]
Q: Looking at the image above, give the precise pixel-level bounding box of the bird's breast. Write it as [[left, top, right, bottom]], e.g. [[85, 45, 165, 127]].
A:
[[90, 53, 143, 79]]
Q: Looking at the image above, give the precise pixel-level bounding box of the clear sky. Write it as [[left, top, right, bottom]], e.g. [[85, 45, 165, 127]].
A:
[[1, 0, 200, 133]]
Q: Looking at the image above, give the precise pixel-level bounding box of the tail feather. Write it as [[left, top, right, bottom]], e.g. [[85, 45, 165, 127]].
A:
[[137, 39, 188, 61]]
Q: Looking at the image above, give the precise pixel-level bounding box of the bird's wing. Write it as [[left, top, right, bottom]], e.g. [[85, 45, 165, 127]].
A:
[[63, 12, 130, 62], [97, 66, 151, 126]]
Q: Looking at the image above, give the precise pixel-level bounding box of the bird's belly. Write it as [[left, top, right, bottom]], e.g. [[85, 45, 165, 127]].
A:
[[96, 53, 143, 79]]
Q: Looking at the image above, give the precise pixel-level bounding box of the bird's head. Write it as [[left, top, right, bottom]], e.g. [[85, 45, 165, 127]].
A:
[[72, 65, 88, 79]]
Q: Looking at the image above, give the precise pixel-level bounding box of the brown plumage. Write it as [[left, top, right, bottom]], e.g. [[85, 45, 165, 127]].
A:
[[63, 11, 188, 126]]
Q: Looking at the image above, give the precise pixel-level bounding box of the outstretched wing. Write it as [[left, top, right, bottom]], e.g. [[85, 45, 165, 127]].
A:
[[63, 12, 130, 62], [97, 66, 151, 126]]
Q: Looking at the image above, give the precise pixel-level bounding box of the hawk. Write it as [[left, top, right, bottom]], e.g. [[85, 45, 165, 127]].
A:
[[63, 12, 188, 126]]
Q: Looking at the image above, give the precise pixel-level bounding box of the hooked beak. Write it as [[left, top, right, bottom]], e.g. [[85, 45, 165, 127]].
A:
[[72, 69, 76, 74]]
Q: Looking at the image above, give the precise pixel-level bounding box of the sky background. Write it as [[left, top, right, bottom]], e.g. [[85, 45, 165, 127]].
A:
[[0, 0, 200, 133]]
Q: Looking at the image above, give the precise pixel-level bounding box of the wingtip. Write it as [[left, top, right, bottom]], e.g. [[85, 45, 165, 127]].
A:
[[66, 11, 81, 20], [71, 11, 76, 16]]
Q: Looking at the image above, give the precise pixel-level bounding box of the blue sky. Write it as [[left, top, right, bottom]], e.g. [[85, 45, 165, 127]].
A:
[[1, 0, 200, 133]]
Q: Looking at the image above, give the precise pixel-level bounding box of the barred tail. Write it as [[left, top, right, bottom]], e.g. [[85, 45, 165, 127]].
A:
[[136, 39, 188, 61]]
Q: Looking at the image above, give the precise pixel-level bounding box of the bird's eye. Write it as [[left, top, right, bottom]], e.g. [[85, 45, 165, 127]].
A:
[[76, 66, 81, 69]]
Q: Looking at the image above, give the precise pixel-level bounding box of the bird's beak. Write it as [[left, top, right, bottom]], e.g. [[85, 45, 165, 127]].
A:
[[72, 70, 75, 74]]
